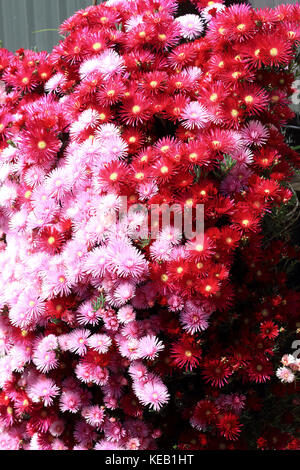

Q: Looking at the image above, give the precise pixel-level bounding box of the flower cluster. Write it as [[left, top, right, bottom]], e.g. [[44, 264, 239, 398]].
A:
[[0, 0, 299, 450], [276, 353, 300, 384]]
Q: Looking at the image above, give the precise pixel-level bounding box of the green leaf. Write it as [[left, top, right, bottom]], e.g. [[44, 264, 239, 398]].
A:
[[92, 293, 106, 312], [7, 139, 17, 148], [137, 236, 151, 248], [33, 28, 58, 33], [220, 154, 237, 173], [193, 164, 202, 182]]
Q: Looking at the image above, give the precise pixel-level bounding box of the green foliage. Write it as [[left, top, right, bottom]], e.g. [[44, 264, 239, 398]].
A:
[[92, 293, 106, 312]]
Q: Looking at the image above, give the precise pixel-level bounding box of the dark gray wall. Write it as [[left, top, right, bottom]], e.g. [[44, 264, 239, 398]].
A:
[[0, 0, 99, 52]]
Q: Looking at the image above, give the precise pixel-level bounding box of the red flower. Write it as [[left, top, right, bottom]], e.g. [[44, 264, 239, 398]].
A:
[[217, 413, 242, 440], [202, 359, 233, 387], [260, 321, 279, 340], [171, 337, 202, 371]]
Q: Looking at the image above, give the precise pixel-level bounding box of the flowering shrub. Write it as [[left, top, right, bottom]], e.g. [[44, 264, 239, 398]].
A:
[[0, 0, 299, 450]]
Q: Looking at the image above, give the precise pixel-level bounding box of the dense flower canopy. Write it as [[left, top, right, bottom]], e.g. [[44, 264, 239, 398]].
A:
[[0, 0, 299, 450]]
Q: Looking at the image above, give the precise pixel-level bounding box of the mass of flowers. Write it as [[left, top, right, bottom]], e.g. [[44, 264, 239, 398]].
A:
[[0, 0, 299, 450]]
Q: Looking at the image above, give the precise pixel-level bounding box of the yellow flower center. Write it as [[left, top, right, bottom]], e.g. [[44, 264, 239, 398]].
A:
[[237, 23, 246, 31], [160, 166, 169, 174], [132, 105, 141, 114], [109, 172, 118, 181], [270, 48, 278, 57], [38, 140, 47, 150], [245, 95, 254, 104], [92, 42, 102, 51]]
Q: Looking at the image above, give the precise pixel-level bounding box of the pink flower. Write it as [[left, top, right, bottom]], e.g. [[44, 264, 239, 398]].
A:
[[117, 305, 136, 324], [49, 419, 65, 437], [77, 301, 102, 326], [136, 379, 170, 411], [176, 14, 204, 39], [180, 307, 210, 334], [240, 120, 270, 147], [59, 389, 82, 413], [33, 349, 58, 373], [138, 335, 164, 360], [95, 440, 125, 450], [28, 376, 60, 406], [181, 101, 211, 129], [68, 329, 91, 356], [276, 366, 295, 383], [87, 334, 112, 354], [82, 405, 105, 428], [106, 240, 148, 279]]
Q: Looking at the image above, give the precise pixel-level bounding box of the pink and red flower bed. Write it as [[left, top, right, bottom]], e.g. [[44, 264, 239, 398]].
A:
[[0, 0, 299, 450]]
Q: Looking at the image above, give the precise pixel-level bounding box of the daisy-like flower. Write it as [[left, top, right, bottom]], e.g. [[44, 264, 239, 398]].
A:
[[120, 95, 150, 126], [276, 366, 295, 383], [18, 127, 61, 165], [68, 329, 90, 356], [180, 101, 211, 129], [171, 338, 202, 371], [82, 405, 105, 428], [138, 335, 164, 361], [216, 413, 242, 441], [45, 73, 67, 93], [100, 135, 128, 160], [33, 349, 59, 373], [117, 305, 136, 324], [59, 389, 82, 413], [180, 307, 210, 334], [28, 376, 60, 407], [202, 358, 233, 387], [87, 334, 112, 354], [80, 50, 125, 80], [49, 419, 65, 437], [191, 399, 218, 430], [112, 281, 136, 306], [176, 15, 204, 39], [106, 240, 148, 279], [137, 379, 170, 411], [240, 120, 270, 147], [77, 301, 103, 326]]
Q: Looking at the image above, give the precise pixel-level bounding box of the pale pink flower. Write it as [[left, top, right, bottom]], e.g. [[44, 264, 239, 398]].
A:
[[276, 366, 295, 383], [181, 102, 211, 129], [138, 335, 164, 360], [176, 14, 204, 39]]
